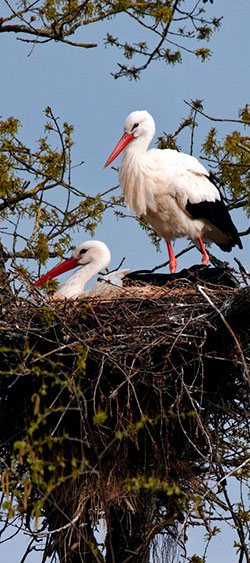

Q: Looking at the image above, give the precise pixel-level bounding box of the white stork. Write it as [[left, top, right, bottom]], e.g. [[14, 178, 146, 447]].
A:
[[34, 240, 131, 300], [104, 110, 242, 273]]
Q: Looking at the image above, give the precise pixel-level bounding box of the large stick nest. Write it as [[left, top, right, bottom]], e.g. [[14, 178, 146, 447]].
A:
[[0, 269, 250, 560]]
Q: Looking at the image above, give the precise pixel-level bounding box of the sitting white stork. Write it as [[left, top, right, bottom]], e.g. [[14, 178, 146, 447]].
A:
[[34, 240, 131, 300], [104, 110, 242, 273]]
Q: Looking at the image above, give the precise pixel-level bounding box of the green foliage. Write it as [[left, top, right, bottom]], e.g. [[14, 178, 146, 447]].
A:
[[93, 406, 108, 425], [0, 117, 22, 198], [195, 48, 211, 62], [0, 108, 121, 279], [40, 305, 57, 327], [197, 25, 213, 41], [1, 1, 222, 79], [0, 338, 86, 524], [34, 233, 50, 265], [125, 474, 181, 496], [76, 345, 88, 374], [163, 48, 182, 65], [201, 119, 250, 214], [239, 104, 250, 126]]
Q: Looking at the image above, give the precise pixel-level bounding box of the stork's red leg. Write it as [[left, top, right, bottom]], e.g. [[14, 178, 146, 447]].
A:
[[198, 235, 209, 265], [166, 240, 177, 273]]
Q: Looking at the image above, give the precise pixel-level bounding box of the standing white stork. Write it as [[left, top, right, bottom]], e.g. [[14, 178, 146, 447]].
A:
[[34, 240, 131, 300], [104, 110, 242, 273]]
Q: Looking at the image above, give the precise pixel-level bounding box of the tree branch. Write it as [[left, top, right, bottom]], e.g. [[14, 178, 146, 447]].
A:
[[184, 99, 250, 126]]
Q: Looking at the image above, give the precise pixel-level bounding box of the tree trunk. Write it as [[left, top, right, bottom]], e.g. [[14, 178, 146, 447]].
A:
[[106, 493, 156, 563]]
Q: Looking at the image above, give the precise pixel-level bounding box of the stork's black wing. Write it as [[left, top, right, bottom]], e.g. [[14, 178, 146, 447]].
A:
[[185, 175, 242, 251], [125, 265, 238, 288]]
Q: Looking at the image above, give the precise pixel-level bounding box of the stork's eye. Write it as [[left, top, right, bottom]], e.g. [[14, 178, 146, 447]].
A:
[[79, 248, 88, 255], [132, 123, 139, 131]]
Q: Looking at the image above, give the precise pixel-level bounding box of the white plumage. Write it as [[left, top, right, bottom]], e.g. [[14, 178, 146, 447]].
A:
[[34, 240, 131, 300], [104, 110, 242, 272]]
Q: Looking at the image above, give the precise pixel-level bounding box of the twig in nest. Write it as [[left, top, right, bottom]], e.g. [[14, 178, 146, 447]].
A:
[[234, 257, 249, 285]]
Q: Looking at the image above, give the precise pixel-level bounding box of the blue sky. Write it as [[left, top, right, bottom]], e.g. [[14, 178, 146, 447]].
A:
[[1, 0, 250, 560]]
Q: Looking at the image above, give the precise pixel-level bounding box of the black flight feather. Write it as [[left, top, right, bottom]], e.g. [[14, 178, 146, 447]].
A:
[[185, 176, 242, 251]]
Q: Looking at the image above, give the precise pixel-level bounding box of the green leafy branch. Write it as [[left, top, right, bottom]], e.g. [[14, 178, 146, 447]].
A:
[[1, 0, 221, 78]]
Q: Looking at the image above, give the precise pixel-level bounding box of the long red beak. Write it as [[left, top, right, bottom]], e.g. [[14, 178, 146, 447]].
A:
[[104, 132, 134, 168], [34, 256, 79, 286]]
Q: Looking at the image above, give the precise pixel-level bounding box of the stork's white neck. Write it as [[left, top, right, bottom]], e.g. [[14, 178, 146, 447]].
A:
[[119, 136, 157, 216], [55, 261, 101, 299]]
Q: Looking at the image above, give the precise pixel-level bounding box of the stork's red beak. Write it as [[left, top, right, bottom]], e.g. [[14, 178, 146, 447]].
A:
[[34, 256, 79, 286], [104, 132, 134, 168]]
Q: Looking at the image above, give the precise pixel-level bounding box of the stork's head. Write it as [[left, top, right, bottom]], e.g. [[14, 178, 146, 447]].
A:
[[34, 240, 111, 287], [73, 240, 111, 269], [104, 110, 156, 168], [124, 110, 156, 140]]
